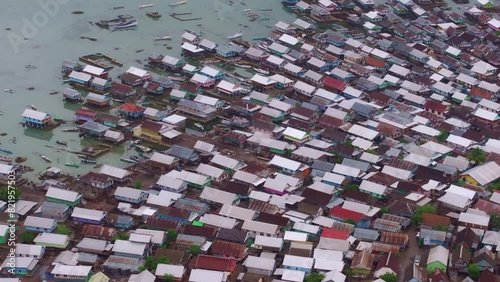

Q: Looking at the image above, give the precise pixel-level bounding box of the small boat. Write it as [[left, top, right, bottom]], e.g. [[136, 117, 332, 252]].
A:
[[260, 8, 273, 11], [113, 6, 124, 10], [227, 31, 243, 39], [11, 137, 16, 144], [154, 35, 172, 41], [134, 144, 152, 153], [56, 140, 67, 146], [139, 4, 153, 8], [235, 64, 251, 69], [0, 156, 12, 163], [253, 67, 269, 75], [131, 155, 141, 162], [62, 128, 79, 132], [110, 20, 138, 31], [120, 157, 138, 164], [4, 89, 15, 93], [169, 0, 187, 6], [242, 9, 252, 13], [65, 162, 80, 168], [146, 11, 161, 18], [167, 76, 185, 82], [25, 64, 37, 69], [41, 155, 52, 163], [81, 159, 97, 164], [112, 98, 125, 103], [0, 148, 13, 154], [29, 104, 37, 111]]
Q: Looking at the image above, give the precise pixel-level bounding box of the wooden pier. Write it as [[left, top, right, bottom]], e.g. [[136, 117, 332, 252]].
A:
[[169, 13, 202, 21]]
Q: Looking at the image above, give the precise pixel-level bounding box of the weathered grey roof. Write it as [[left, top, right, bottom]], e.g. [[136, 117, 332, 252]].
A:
[[78, 120, 110, 133], [166, 145, 197, 161]]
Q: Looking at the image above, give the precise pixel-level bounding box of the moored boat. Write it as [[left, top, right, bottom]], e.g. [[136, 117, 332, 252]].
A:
[[4, 89, 15, 93], [146, 11, 161, 18], [41, 155, 52, 163], [139, 4, 153, 8], [235, 64, 251, 69], [110, 20, 138, 31], [56, 140, 67, 146], [154, 35, 172, 41], [227, 31, 243, 39], [0, 156, 12, 163], [120, 157, 138, 164], [133, 144, 152, 153], [65, 162, 80, 168], [81, 159, 97, 164], [62, 128, 79, 132], [253, 67, 269, 75], [25, 64, 37, 69], [0, 148, 13, 154], [169, 0, 187, 6]]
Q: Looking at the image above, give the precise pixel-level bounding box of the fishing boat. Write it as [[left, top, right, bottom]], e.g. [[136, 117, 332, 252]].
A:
[[146, 11, 161, 18], [138, 4, 153, 8], [113, 6, 124, 10], [0, 148, 13, 154], [154, 35, 172, 41], [81, 159, 97, 164], [235, 64, 251, 69], [227, 31, 243, 39], [169, 0, 187, 6], [131, 155, 141, 162], [28, 104, 37, 111], [120, 157, 138, 164], [110, 20, 138, 31], [0, 156, 12, 163], [4, 89, 15, 93], [55, 140, 67, 146], [133, 144, 152, 153], [62, 128, 79, 132], [242, 8, 252, 13], [65, 162, 80, 168], [167, 76, 185, 82], [253, 67, 269, 75], [25, 64, 37, 69], [41, 155, 52, 163]]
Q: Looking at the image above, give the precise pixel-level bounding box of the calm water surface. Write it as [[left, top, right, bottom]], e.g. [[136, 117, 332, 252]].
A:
[[0, 0, 466, 179]]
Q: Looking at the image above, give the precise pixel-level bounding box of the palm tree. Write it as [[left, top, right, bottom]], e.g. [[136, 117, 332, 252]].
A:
[[466, 147, 487, 165]]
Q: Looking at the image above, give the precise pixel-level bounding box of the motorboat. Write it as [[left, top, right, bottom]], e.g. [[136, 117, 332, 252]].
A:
[[139, 4, 153, 8], [146, 11, 161, 18], [154, 35, 172, 41], [227, 31, 243, 39], [253, 67, 269, 75], [56, 140, 67, 146], [0, 148, 13, 154], [169, 0, 187, 6], [41, 155, 52, 163], [81, 159, 97, 164], [110, 20, 138, 31], [25, 64, 37, 69], [65, 162, 80, 168], [4, 89, 15, 93], [234, 64, 251, 69]]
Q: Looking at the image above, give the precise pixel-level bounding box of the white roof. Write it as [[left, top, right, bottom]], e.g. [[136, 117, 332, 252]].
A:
[[293, 221, 320, 234], [46, 187, 80, 202], [381, 166, 412, 180], [217, 80, 242, 93], [324, 108, 348, 119], [189, 269, 226, 282], [420, 141, 453, 155], [438, 192, 471, 209], [156, 174, 185, 190], [219, 204, 256, 221], [343, 200, 380, 216], [162, 55, 181, 66], [474, 108, 498, 121], [284, 254, 314, 269], [99, 164, 129, 179], [24, 216, 55, 229], [359, 180, 387, 195], [255, 235, 283, 248], [404, 153, 432, 166], [249, 190, 271, 202], [348, 124, 379, 140], [34, 233, 69, 245], [411, 124, 440, 137], [459, 211, 489, 227], [294, 81, 316, 95], [196, 163, 225, 179], [311, 216, 336, 228], [244, 256, 276, 271], [200, 66, 221, 77], [479, 98, 500, 111], [51, 264, 92, 276], [269, 155, 303, 172], [167, 170, 208, 186], [447, 185, 477, 200], [69, 71, 92, 82], [446, 134, 474, 148], [114, 186, 145, 200], [211, 153, 245, 170], [191, 73, 212, 84], [251, 74, 276, 86], [0, 163, 13, 175], [147, 190, 182, 207], [112, 240, 146, 256], [284, 231, 308, 242], [15, 244, 44, 257], [126, 66, 148, 78], [284, 127, 308, 140], [194, 94, 220, 107], [199, 214, 237, 229], [321, 173, 346, 187], [427, 245, 449, 266], [445, 118, 470, 129], [181, 42, 204, 53], [242, 220, 279, 235], [282, 269, 306, 282], [461, 161, 500, 186], [83, 65, 105, 76], [200, 187, 236, 205], [333, 164, 361, 178], [72, 207, 106, 221], [389, 64, 410, 76], [22, 108, 49, 121], [155, 264, 185, 278]]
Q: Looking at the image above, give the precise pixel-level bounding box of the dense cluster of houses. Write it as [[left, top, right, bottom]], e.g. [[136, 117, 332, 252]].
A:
[[5, 0, 500, 281]]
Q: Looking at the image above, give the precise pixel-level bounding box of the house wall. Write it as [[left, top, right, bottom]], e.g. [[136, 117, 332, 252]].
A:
[[47, 197, 79, 207]]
